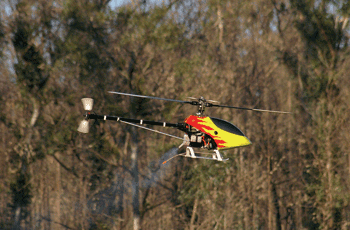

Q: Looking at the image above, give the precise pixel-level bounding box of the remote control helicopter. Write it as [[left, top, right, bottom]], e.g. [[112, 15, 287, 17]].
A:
[[78, 91, 290, 163]]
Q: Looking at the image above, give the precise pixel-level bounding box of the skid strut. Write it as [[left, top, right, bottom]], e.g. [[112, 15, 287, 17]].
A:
[[213, 149, 227, 161], [185, 147, 196, 158], [184, 147, 228, 161]]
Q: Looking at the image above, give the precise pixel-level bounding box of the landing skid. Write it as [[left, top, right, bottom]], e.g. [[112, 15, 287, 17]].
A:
[[184, 147, 229, 162], [162, 146, 229, 164]]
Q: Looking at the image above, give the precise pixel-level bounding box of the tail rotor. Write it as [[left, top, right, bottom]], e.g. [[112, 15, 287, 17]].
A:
[[77, 98, 94, 133]]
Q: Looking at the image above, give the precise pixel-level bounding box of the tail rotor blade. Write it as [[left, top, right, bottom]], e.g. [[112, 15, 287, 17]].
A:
[[82, 98, 94, 111], [77, 120, 90, 133]]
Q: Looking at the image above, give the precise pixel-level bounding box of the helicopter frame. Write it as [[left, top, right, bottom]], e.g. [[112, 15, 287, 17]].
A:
[[79, 112, 229, 162]]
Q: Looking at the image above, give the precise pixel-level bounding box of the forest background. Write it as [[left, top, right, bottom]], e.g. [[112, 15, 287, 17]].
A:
[[1, 0, 350, 229]]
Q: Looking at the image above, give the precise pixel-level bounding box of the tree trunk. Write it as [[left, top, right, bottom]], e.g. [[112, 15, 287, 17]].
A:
[[272, 183, 282, 230], [127, 50, 140, 230], [53, 154, 61, 230], [190, 197, 199, 230], [217, 5, 225, 53], [131, 128, 140, 230], [325, 133, 333, 229], [12, 97, 40, 230]]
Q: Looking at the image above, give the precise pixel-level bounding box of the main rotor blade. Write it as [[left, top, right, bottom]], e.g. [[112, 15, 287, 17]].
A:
[[209, 104, 291, 114], [108, 91, 192, 104]]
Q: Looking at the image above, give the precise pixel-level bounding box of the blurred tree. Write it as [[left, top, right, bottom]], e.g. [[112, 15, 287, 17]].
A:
[[277, 0, 350, 228], [1, 0, 350, 229]]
